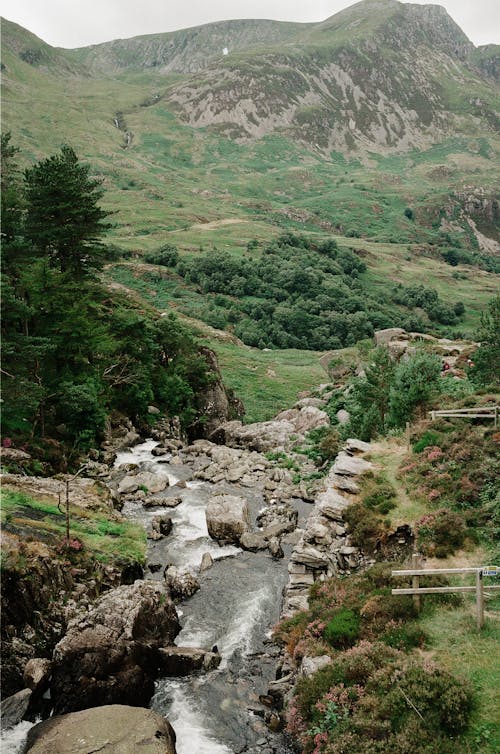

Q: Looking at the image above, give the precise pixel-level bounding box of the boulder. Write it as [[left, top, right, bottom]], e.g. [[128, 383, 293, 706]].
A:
[[374, 328, 406, 345], [300, 655, 332, 677], [157, 646, 221, 676], [332, 451, 373, 477], [336, 409, 350, 425], [206, 494, 251, 544], [24, 705, 176, 754], [240, 531, 269, 552], [23, 658, 52, 693], [344, 438, 372, 455], [164, 567, 200, 600], [0, 688, 32, 730], [211, 419, 296, 453], [50, 581, 180, 714], [118, 471, 168, 496], [151, 515, 173, 538]]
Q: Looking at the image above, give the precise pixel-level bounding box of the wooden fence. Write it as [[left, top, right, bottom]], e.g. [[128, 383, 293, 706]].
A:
[[392, 555, 500, 630], [429, 406, 498, 426]]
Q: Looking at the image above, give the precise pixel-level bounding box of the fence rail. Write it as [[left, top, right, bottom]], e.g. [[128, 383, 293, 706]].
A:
[[429, 406, 498, 426], [392, 555, 499, 629]]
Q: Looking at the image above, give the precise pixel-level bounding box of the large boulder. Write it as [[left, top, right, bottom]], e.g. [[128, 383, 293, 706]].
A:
[[157, 646, 221, 676], [24, 704, 176, 754], [206, 494, 251, 544], [118, 471, 169, 495], [50, 581, 180, 714]]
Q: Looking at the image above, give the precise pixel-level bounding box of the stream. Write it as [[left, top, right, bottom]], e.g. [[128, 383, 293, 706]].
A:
[[115, 440, 297, 754]]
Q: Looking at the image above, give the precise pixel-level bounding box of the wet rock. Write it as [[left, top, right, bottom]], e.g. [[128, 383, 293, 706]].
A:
[[143, 495, 182, 509], [164, 566, 200, 600], [151, 515, 173, 538], [0, 687, 32, 730], [118, 471, 169, 495], [24, 704, 176, 754], [50, 581, 180, 714], [157, 646, 221, 676], [199, 552, 214, 572], [267, 537, 284, 559], [120, 562, 144, 584], [240, 531, 269, 552], [206, 494, 251, 544]]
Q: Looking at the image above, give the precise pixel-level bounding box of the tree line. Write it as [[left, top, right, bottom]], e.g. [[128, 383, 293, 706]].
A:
[[1, 135, 211, 464]]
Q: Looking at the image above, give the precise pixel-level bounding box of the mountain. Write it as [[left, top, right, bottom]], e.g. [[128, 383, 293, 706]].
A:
[[161, 0, 498, 151]]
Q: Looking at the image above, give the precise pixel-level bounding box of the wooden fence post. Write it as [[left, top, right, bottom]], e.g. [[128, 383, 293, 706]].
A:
[[476, 569, 484, 630], [412, 553, 423, 612]]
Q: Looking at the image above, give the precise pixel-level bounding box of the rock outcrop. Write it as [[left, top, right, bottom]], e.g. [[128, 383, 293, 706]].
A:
[[24, 704, 177, 754], [50, 581, 180, 714], [281, 440, 373, 616]]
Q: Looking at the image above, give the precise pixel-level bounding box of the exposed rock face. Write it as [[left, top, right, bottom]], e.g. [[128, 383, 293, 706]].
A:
[[50, 581, 180, 714], [188, 346, 244, 439], [282, 439, 373, 617], [0, 687, 32, 730], [206, 494, 251, 544], [209, 404, 328, 453], [24, 704, 177, 754]]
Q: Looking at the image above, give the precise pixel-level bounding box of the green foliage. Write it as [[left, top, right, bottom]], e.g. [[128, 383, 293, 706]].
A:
[[24, 145, 111, 279], [416, 509, 468, 557], [144, 243, 179, 266], [324, 609, 360, 648], [1, 140, 212, 456], [469, 295, 500, 388], [413, 430, 441, 453], [388, 351, 441, 428]]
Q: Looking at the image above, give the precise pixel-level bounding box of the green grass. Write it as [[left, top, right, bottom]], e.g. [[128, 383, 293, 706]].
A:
[[207, 340, 328, 423], [1, 489, 146, 564], [420, 604, 500, 753]]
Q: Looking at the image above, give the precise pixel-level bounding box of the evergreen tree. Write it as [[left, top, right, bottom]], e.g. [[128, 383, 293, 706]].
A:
[[24, 145, 111, 278], [470, 295, 500, 387]]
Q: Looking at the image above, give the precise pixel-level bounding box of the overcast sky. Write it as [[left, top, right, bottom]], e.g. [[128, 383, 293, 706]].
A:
[[2, 0, 499, 49]]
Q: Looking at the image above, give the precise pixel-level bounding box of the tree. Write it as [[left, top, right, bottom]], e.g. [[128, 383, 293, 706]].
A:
[[345, 347, 396, 439], [24, 145, 111, 278], [388, 351, 441, 427], [470, 295, 500, 387]]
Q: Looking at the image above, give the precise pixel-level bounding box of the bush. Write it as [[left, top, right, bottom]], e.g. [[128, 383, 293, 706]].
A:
[[416, 509, 467, 557], [413, 430, 441, 453], [344, 503, 388, 552], [324, 609, 361, 648], [144, 244, 179, 267]]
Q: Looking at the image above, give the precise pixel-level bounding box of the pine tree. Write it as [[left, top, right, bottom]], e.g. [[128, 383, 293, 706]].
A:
[[24, 145, 111, 278]]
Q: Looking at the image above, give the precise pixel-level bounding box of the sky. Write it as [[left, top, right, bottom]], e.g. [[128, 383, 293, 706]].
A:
[[1, 0, 499, 49]]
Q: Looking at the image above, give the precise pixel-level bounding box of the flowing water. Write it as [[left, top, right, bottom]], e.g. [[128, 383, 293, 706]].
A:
[[2, 440, 296, 753], [116, 440, 295, 754]]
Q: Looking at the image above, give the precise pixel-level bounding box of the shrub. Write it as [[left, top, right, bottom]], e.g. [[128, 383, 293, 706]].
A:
[[416, 509, 467, 557], [324, 609, 360, 648], [413, 430, 441, 453], [343, 503, 388, 552]]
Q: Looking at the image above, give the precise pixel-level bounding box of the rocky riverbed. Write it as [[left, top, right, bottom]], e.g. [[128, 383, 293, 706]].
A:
[[1, 390, 387, 753]]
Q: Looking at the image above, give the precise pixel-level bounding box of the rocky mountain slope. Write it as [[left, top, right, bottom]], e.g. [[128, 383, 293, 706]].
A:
[[2, 0, 498, 154]]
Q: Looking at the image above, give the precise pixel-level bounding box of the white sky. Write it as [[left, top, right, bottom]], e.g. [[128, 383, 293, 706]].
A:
[[1, 0, 499, 49]]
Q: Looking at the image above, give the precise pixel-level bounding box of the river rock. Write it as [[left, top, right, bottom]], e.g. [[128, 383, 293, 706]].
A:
[[23, 658, 52, 693], [118, 471, 169, 495], [240, 531, 269, 552], [206, 494, 251, 544], [210, 419, 296, 453], [157, 646, 221, 676], [267, 537, 284, 559], [199, 552, 214, 571], [164, 567, 200, 600], [50, 581, 180, 714], [0, 687, 32, 730], [151, 515, 173, 538], [24, 704, 177, 754]]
